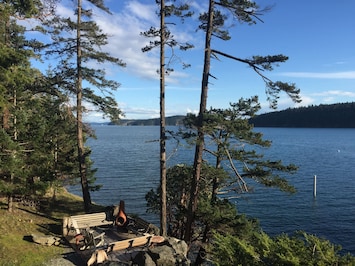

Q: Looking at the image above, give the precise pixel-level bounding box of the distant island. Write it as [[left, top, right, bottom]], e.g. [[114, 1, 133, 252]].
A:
[[105, 102, 355, 128], [116, 115, 185, 126], [249, 102, 355, 128]]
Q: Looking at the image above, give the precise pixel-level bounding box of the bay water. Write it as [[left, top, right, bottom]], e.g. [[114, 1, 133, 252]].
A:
[[69, 126, 355, 254]]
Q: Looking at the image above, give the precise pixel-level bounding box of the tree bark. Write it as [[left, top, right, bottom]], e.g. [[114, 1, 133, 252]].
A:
[[7, 193, 13, 212], [7, 89, 17, 212], [76, 0, 91, 212], [159, 0, 167, 237], [184, 0, 214, 243]]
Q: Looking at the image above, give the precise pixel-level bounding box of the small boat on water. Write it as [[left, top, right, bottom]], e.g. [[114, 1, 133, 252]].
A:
[[62, 201, 163, 265]]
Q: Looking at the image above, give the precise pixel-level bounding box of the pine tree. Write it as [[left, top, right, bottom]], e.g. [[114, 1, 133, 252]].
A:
[[20, 90, 80, 200], [0, 1, 43, 211], [185, 0, 301, 242], [0, 0, 95, 211], [40, 1, 125, 211], [141, 0, 193, 236], [146, 98, 298, 244]]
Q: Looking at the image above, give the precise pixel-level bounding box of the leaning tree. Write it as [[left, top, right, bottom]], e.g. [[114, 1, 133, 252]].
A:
[[184, 0, 301, 242]]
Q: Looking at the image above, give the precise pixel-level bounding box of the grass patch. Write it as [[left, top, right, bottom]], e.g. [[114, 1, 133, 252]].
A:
[[0, 188, 101, 266]]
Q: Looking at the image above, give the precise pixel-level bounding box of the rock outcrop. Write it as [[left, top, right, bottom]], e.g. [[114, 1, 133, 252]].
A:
[[102, 236, 190, 266], [135, 237, 189, 265]]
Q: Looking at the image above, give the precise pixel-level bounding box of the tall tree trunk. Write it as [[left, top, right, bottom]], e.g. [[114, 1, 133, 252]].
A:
[[76, 0, 91, 212], [3, 15, 14, 212], [184, 0, 214, 243], [212, 133, 223, 204], [7, 192, 13, 212], [202, 132, 222, 242], [7, 89, 17, 212], [159, 0, 167, 237]]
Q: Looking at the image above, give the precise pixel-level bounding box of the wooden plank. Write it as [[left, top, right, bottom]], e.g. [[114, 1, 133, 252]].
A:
[[68, 212, 113, 230], [70, 213, 108, 224], [107, 235, 166, 252], [108, 235, 152, 252], [71, 217, 80, 235]]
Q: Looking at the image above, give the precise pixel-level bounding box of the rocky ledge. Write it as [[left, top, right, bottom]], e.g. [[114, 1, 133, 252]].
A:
[[33, 234, 191, 265]]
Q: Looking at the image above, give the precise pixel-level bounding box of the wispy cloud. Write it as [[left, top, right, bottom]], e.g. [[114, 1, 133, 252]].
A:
[[259, 88, 355, 114], [122, 107, 160, 119], [89, 2, 159, 81], [125, 1, 157, 22], [279, 71, 355, 79], [312, 90, 355, 97], [89, 1, 196, 84]]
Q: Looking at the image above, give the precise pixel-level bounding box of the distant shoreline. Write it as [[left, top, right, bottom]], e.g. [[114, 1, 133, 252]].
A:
[[91, 102, 355, 128]]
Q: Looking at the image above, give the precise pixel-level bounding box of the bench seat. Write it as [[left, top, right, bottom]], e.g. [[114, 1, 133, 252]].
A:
[[63, 212, 113, 236]]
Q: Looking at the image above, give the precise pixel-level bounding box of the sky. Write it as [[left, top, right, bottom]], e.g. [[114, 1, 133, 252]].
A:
[[32, 0, 355, 121]]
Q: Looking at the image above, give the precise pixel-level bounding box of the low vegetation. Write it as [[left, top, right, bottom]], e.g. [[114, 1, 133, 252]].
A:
[[211, 230, 355, 265], [1, 187, 354, 265], [146, 164, 355, 265], [0, 189, 104, 265]]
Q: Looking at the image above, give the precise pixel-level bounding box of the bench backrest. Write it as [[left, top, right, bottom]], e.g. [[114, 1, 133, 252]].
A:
[[68, 212, 114, 234]]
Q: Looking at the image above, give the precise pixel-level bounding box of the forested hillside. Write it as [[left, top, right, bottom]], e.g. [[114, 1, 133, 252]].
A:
[[115, 102, 355, 128], [249, 102, 355, 128], [117, 115, 185, 126]]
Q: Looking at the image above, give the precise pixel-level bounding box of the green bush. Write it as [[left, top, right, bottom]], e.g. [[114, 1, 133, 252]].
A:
[[210, 231, 355, 266]]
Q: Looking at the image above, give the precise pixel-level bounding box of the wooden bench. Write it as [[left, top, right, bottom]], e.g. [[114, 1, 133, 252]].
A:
[[78, 228, 106, 250], [63, 213, 159, 236], [63, 212, 114, 250], [64, 212, 114, 236]]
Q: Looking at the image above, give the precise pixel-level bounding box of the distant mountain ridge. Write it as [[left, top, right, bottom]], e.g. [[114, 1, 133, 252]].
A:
[[250, 102, 355, 128], [116, 115, 185, 126], [103, 102, 355, 128]]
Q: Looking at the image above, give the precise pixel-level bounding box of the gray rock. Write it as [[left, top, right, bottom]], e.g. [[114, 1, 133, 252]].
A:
[[45, 236, 190, 265], [31, 234, 61, 246], [133, 251, 156, 266], [147, 239, 190, 266], [149, 245, 175, 265], [166, 237, 188, 256]]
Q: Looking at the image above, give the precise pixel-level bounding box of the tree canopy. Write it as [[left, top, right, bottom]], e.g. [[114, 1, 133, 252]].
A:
[[1, 1, 353, 263], [0, 0, 124, 212]]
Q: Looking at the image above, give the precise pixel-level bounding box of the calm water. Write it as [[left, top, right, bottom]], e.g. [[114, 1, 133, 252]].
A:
[[69, 126, 355, 254]]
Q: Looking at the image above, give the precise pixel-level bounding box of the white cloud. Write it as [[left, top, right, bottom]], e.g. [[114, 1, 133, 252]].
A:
[[257, 88, 355, 114], [57, 1, 76, 18], [186, 108, 199, 115], [87, 1, 196, 84], [279, 71, 355, 79], [90, 5, 159, 81], [258, 95, 307, 113], [122, 107, 160, 118], [126, 1, 157, 22], [312, 90, 355, 97]]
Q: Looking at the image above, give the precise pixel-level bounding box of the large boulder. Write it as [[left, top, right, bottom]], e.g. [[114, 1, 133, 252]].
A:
[[149, 245, 176, 265], [124, 237, 190, 266]]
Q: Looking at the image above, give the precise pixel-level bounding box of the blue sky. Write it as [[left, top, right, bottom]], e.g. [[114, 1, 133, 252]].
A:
[[33, 0, 355, 121]]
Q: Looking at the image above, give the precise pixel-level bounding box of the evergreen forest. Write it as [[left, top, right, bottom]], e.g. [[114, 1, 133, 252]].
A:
[[250, 102, 355, 128], [117, 102, 355, 127], [0, 1, 354, 265]]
